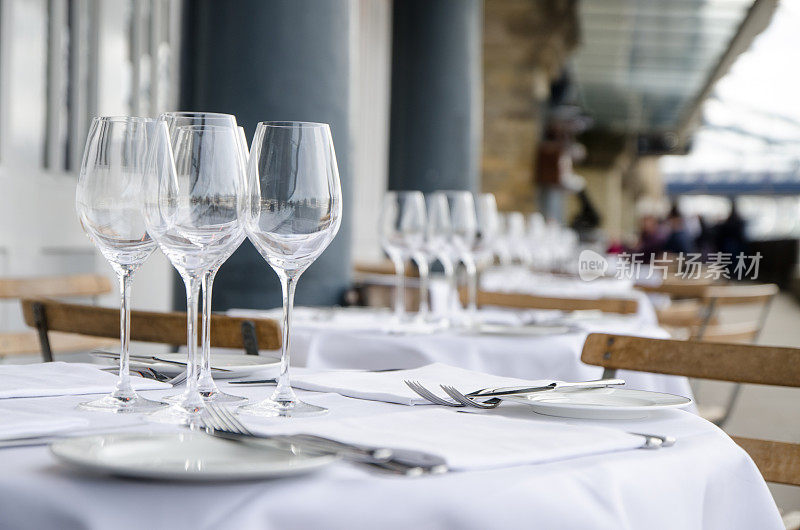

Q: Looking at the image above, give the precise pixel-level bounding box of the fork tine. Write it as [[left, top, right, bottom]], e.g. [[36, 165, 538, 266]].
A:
[[441, 385, 500, 409], [206, 404, 240, 433], [404, 380, 461, 407], [217, 405, 253, 436], [200, 408, 223, 431]]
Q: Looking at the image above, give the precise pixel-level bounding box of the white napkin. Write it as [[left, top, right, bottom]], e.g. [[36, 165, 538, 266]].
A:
[[0, 408, 90, 440], [291, 363, 554, 405], [0, 362, 171, 399], [250, 408, 644, 470]]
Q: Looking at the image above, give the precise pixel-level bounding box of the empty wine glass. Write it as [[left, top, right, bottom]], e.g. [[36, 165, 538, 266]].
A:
[[475, 193, 499, 268], [439, 191, 477, 324], [75, 116, 164, 413], [195, 125, 250, 403], [425, 193, 457, 323], [379, 191, 426, 322], [505, 212, 530, 266], [239, 121, 342, 418], [143, 122, 246, 424], [159, 114, 248, 405]]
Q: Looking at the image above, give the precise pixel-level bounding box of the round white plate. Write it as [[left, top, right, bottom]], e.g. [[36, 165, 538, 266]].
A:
[[466, 323, 574, 336], [95, 352, 280, 379], [50, 432, 337, 481], [503, 387, 692, 419]]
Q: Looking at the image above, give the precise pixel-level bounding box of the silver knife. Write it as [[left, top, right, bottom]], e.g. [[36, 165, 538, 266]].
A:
[[205, 429, 448, 473], [468, 378, 626, 398], [92, 350, 232, 372]]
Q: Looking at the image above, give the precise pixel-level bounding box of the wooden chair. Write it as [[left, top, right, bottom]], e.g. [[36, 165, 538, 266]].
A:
[[20, 298, 281, 361], [581, 333, 800, 488], [0, 274, 114, 360]]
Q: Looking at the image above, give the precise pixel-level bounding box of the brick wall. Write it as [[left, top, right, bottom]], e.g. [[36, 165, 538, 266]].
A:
[[482, 0, 578, 212]]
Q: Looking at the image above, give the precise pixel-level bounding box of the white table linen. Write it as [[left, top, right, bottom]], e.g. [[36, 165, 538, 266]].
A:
[[0, 377, 782, 530], [0, 362, 170, 399], [0, 408, 89, 439]]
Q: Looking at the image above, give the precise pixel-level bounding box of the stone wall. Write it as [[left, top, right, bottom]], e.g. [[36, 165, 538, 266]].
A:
[[482, 0, 579, 212]]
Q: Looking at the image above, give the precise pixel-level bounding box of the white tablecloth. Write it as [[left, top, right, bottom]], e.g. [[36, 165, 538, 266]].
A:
[[245, 306, 694, 406], [0, 377, 782, 530]]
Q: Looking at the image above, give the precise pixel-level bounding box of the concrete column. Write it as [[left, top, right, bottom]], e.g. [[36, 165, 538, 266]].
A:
[[388, 0, 483, 193], [176, 0, 353, 310]]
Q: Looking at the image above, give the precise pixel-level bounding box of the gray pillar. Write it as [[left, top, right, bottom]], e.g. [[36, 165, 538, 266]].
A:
[[176, 0, 352, 310], [388, 0, 483, 193]]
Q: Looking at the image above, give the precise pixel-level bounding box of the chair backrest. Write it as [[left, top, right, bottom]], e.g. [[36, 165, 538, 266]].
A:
[[470, 290, 639, 314], [581, 333, 800, 486], [0, 274, 115, 358], [636, 278, 713, 299], [0, 274, 111, 299], [21, 298, 281, 360]]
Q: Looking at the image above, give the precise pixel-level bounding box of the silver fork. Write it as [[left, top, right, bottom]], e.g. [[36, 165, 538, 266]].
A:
[[440, 385, 500, 409], [201, 404, 393, 462], [201, 405, 447, 475], [404, 380, 462, 406], [167, 370, 188, 386]]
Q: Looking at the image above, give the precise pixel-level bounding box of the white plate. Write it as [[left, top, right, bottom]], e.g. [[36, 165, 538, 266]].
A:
[[503, 387, 692, 419], [466, 323, 574, 336], [50, 432, 337, 481], [95, 352, 280, 379]]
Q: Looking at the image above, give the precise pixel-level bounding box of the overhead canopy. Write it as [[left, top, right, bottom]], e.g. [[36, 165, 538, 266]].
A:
[[571, 0, 768, 136], [660, 1, 800, 195]]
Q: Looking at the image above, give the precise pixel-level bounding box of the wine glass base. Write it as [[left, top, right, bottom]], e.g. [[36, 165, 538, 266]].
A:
[[77, 393, 165, 414], [161, 389, 247, 404], [238, 398, 327, 418], [147, 390, 206, 426]]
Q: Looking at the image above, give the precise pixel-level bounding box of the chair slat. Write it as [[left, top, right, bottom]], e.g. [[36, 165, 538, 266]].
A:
[[732, 437, 800, 487], [636, 281, 711, 298], [21, 299, 281, 350], [0, 331, 114, 357], [581, 333, 800, 387], [696, 322, 760, 344], [473, 290, 639, 314], [702, 284, 779, 305], [655, 300, 705, 328], [0, 274, 111, 299]]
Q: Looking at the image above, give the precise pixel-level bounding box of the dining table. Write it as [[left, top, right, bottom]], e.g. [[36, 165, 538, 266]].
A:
[[0, 363, 783, 530], [229, 298, 694, 407]]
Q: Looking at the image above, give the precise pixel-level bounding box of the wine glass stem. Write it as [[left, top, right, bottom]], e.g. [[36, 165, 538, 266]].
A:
[[390, 256, 405, 320], [413, 253, 430, 316], [272, 273, 298, 403], [198, 268, 217, 391], [183, 275, 202, 401], [464, 256, 478, 315], [116, 269, 133, 394], [441, 257, 456, 314]]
